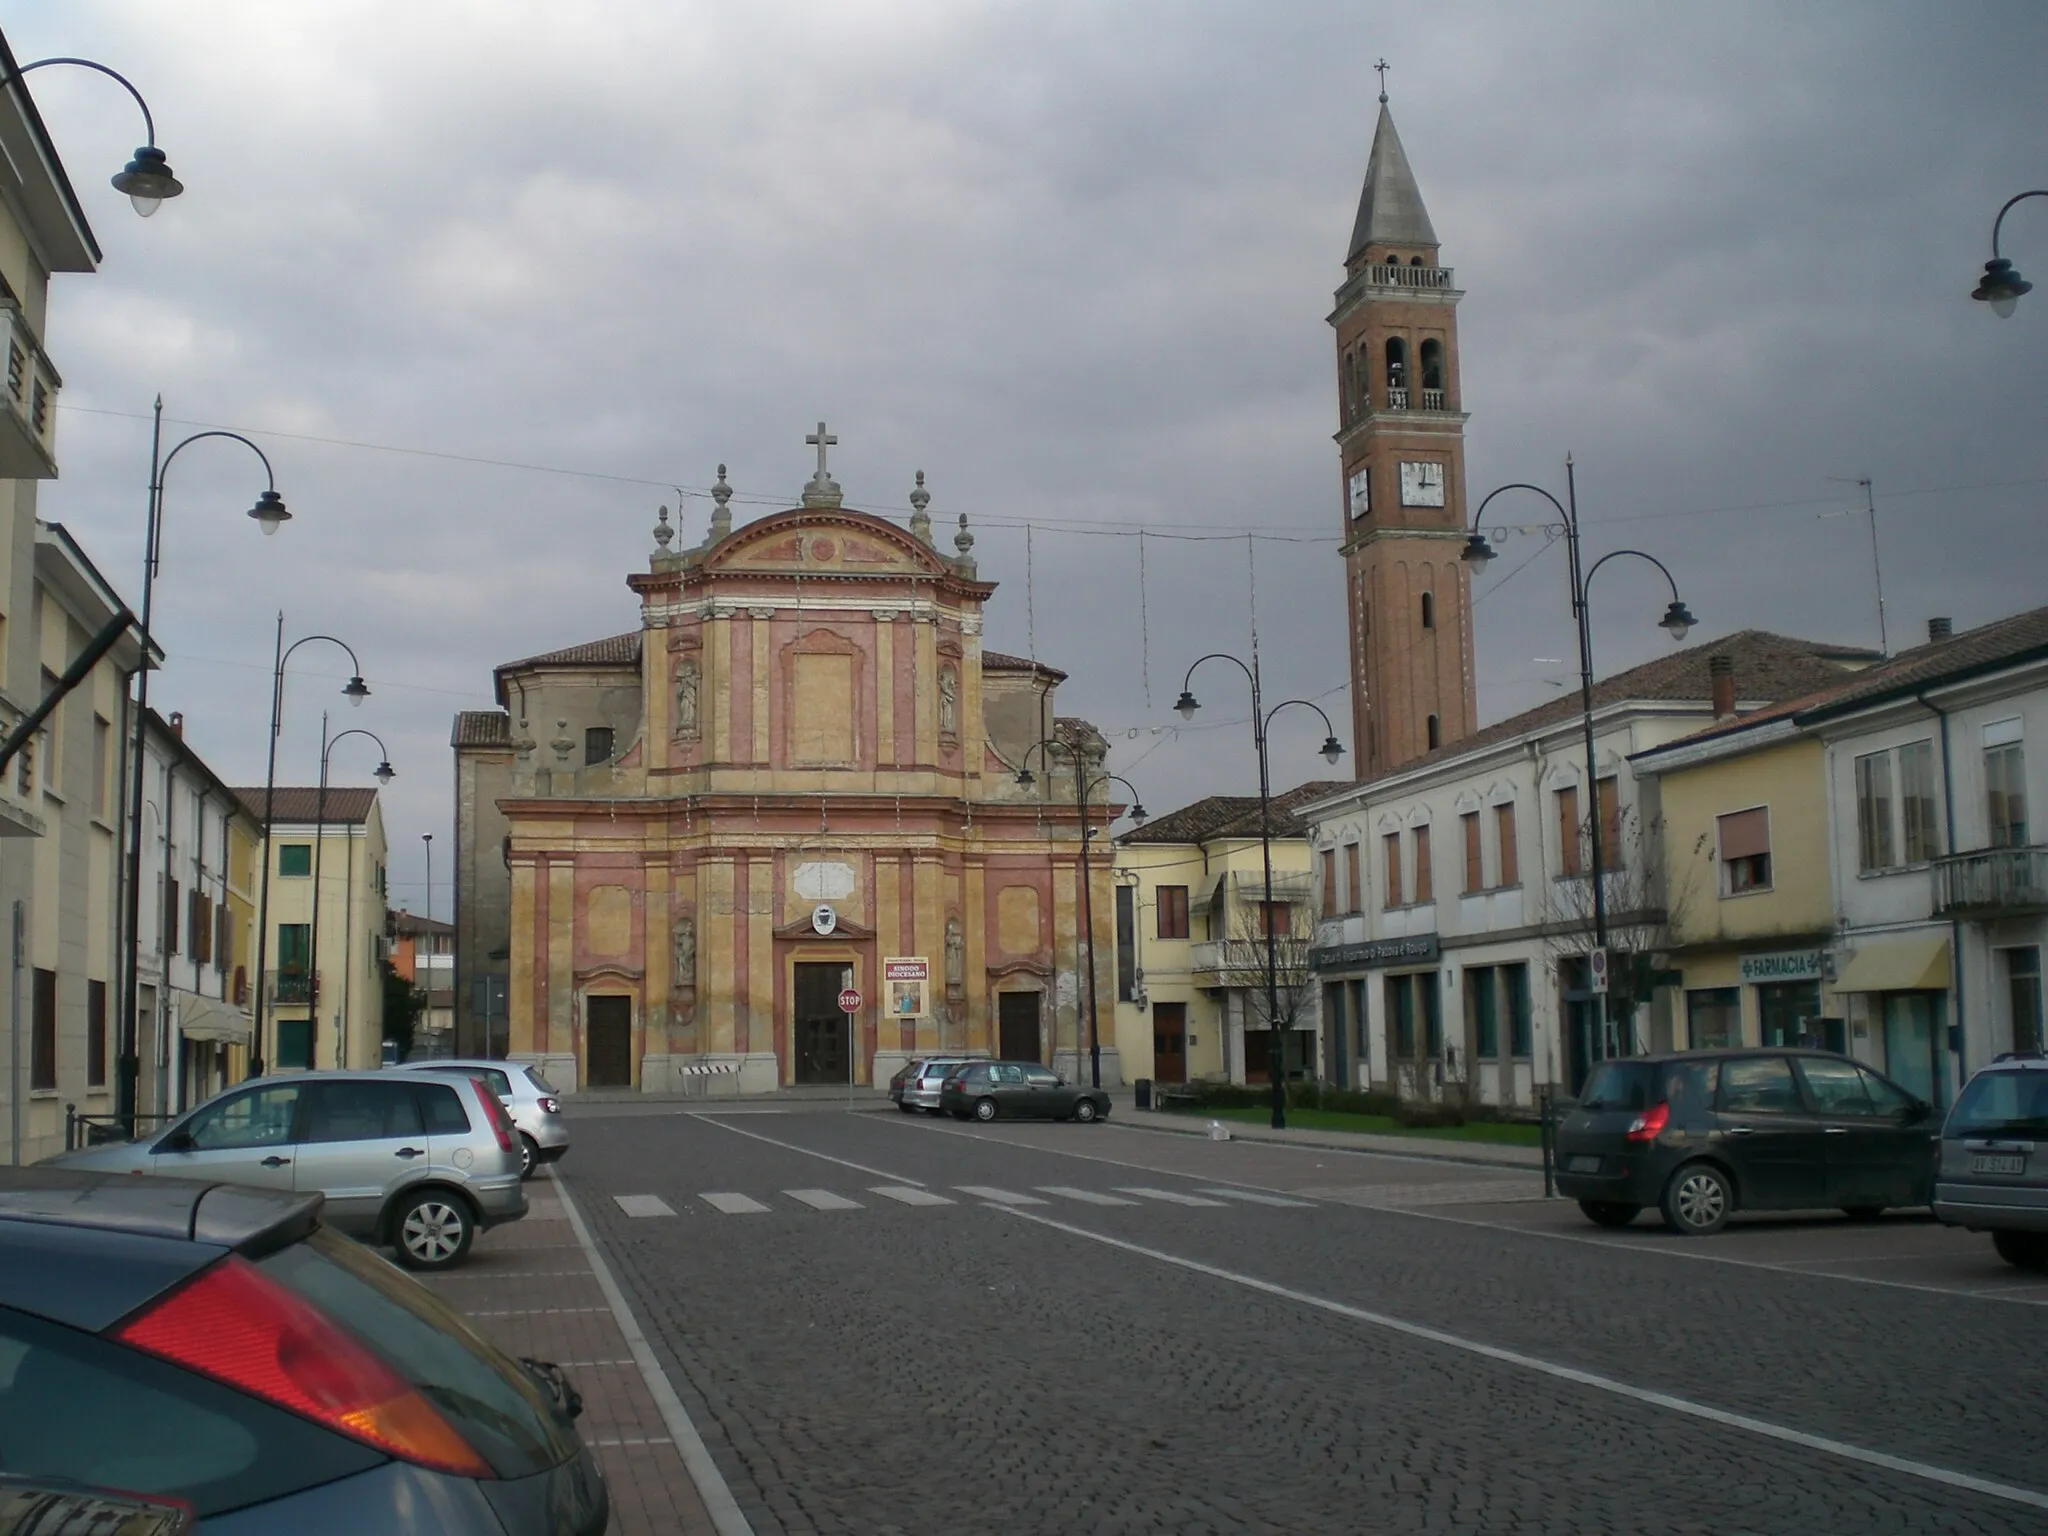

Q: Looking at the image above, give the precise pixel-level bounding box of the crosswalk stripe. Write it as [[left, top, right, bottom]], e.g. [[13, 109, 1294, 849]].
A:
[[956, 1185, 1048, 1206], [785, 1189, 863, 1211], [869, 1185, 954, 1207], [1199, 1188, 1315, 1208], [1036, 1186, 1139, 1206], [699, 1192, 772, 1214], [1117, 1187, 1229, 1207], [612, 1194, 676, 1218]]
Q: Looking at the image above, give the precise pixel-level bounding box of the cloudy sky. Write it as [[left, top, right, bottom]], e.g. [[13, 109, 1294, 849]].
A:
[[12, 1, 2047, 914]]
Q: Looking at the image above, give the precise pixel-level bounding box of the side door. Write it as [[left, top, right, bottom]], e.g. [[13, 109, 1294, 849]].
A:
[[990, 1063, 1031, 1113], [1792, 1056, 1892, 1209], [1855, 1065, 1938, 1206], [1714, 1054, 1828, 1209], [149, 1081, 306, 1191], [291, 1079, 430, 1236], [1020, 1064, 1069, 1118]]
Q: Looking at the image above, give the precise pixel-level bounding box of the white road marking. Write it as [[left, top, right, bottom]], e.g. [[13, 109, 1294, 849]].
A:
[[1199, 1188, 1315, 1207], [613, 1195, 677, 1218], [956, 1185, 1047, 1206], [869, 1185, 955, 1206], [999, 1206, 2048, 1515], [1037, 1186, 1139, 1206], [687, 1112, 925, 1184], [700, 1192, 772, 1214], [1119, 1187, 1229, 1207], [785, 1188, 863, 1211]]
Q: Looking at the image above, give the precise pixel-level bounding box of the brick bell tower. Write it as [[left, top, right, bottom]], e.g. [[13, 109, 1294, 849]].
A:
[[1331, 73, 1477, 776]]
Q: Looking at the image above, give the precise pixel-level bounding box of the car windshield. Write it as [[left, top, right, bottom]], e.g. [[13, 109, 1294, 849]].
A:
[[1947, 1071, 2048, 1137], [1577, 1061, 1655, 1111]]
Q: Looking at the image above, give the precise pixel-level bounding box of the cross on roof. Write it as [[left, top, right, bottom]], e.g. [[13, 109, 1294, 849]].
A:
[[1374, 58, 1389, 103], [806, 422, 837, 478]]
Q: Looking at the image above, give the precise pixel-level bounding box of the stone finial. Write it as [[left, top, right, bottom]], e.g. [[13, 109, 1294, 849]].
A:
[[909, 470, 933, 545], [953, 511, 977, 576], [709, 465, 733, 543], [551, 719, 574, 763], [652, 504, 674, 551]]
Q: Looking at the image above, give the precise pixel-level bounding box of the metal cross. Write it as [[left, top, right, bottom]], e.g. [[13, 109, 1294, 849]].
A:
[[1374, 58, 1389, 102], [806, 422, 837, 477]]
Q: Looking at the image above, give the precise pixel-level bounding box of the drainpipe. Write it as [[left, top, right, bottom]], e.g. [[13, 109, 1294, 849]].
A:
[[1916, 690, 1965, 1098]]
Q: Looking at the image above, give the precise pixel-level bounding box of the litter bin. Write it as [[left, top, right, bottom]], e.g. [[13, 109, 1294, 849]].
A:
[[1134, 1078, 1153, 1111]]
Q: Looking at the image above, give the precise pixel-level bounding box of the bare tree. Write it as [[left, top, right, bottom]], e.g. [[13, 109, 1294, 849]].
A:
[[1212, 903, 1318, 1034], [1538, 803, 1705, 1021]]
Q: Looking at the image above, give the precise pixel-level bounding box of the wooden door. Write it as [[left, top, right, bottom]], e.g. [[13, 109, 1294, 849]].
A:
[[1151, 1002, 1187, 1083], [997, 991, 1042, 1062], [586, 995, 633, 1087], [794, 963, 850, 1084]]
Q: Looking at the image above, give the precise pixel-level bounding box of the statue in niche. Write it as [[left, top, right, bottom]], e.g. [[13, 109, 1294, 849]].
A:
[[945, 915, 965, 990], [674, 656, 700, 738], [672, 913, 696, 989], [938, 666, 959, 738]]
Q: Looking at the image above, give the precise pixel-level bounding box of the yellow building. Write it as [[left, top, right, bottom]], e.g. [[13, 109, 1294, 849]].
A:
[[1111, 786, 1338, 1085], [1630, 701, 1852, 1055]]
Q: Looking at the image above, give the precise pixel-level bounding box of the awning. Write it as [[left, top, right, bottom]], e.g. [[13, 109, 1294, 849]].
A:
[[175, 990, 252, 1045], [1833, 934, 1951, 993], [1234, 870, 1314, 903]]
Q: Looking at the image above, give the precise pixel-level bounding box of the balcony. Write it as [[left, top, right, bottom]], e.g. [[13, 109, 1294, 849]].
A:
[[0, 300, 60, 479], [1365, 263, 1454, 291], [1932, 846, 2048, 918], [269, 969, 320, 1005]]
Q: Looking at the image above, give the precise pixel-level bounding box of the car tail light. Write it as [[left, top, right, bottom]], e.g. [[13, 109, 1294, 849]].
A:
[[116, 1256, 492, 1478], [537, 1095, 560, 1115], [472, 1079, 516, 1153], [1625, 1103, 1670, 1142]]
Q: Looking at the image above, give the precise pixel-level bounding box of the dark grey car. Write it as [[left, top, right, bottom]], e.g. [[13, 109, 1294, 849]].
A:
[[0, 1167, 606, 1533], [1555, 1049, 1935, 1234], [1933, 1054, 2048, 1269], [938, 1060, 1112, 1123]]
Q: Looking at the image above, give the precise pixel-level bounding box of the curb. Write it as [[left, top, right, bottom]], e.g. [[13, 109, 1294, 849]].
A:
[[1123, 1110, 1545, 1172]]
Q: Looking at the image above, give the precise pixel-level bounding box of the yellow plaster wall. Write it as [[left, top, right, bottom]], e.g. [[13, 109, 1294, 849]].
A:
[[1657, 737, 1835, 947]]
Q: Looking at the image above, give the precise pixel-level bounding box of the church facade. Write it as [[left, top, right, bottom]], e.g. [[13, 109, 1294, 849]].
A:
[[452, 436, 1119, 1093]]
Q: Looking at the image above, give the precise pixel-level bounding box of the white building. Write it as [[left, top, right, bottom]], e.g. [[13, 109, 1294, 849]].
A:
[[1305, 631, 1879, 1102], [1804, 609, 2048, 1107]]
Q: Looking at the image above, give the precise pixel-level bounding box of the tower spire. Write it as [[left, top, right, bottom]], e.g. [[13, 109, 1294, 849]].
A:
[[1347, 94, 1437, 263]]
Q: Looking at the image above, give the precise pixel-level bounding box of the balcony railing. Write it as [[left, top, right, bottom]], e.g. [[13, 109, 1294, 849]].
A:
[[1932, 846, 2048, 918], [0, 299, 60, 479], [1385, 387, 1409, 410], [269, 969, 320, 1005], [1420, 388, 1446, 411], [1365, 263, 1454, 290]]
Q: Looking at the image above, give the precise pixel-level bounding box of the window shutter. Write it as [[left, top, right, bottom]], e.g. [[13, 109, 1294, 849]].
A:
[[1717, 808, 1770, 861]]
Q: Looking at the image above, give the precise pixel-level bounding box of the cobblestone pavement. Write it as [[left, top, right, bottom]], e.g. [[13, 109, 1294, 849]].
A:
[[558, 1104, 2048, 1535]]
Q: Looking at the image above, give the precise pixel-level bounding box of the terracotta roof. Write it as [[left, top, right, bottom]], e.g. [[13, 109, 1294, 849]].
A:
[[392, 910, 456, 938], [452, 710, 511, 748], [982, 650, 1068, 682], [1796, 605, 2048, 725], [498, 631, 642, 673], [1120, 781, 1348, 844], [233, 787, 379, 826]]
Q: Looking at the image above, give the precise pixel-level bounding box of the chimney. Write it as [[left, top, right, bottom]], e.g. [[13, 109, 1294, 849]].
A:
[[168, 711, 184, 740], [1708, 654, 1736, 719], [1927, 616, 1953, 643]]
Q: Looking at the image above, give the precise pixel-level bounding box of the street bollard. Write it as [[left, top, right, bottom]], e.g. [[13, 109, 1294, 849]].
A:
[[1539, 1087, 1556, 1199]]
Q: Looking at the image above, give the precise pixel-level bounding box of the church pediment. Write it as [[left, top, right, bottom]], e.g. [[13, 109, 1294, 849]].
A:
[[709, 509, 953, 580], [771, 911, 878, 942]]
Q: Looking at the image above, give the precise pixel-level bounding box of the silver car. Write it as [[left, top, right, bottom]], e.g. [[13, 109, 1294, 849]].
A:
[[45, 1070, 526, 1270], [393, 1056, 569, 1179], [1934, 1053, 2048, 1270], [896, 1056, 974, 1113]]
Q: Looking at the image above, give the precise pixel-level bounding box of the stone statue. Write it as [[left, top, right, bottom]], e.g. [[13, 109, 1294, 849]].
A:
[[672, 913, 696, 989], [938, 666, 959, 738], [945, 915, 964, 990], [674, 656, 700, 738]]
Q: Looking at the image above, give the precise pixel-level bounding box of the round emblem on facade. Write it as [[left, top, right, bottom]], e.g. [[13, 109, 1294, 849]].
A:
[[812, 903, 837, 936], [811, 537, 836, 561]]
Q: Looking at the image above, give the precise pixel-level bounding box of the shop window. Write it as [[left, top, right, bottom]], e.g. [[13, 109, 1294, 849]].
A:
[[1687, 987, 1741, 1049]]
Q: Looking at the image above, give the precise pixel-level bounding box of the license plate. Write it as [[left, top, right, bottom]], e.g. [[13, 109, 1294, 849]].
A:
[[1972, 1154, 2026, 1176], [1567, 1155, 1602, 1173]]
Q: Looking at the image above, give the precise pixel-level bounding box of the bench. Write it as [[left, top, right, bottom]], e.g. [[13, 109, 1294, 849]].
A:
[[1151, 1084, 1203, 1112]]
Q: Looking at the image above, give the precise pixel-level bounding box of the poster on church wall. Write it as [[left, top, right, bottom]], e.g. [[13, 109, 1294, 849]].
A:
[[883, 957, 930, 1019]]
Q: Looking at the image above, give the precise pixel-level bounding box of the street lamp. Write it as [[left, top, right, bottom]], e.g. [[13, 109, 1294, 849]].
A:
[[1014, 738, 1146, 1089], [248, 624, 371, 1077], [1463, 457, 1698, 1072], [5, 57, 185, 215], [114, 401, 289, 1132], [308, 724, 394, 1069], [1971, 190, 2045, 318], [1174, 654, 1345, 1130]]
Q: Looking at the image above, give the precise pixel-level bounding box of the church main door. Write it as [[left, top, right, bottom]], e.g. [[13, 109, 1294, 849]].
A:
[[793, 962, 850, 1084], [586, 996, 632, 1088], [997, 990, 1042, 1062]]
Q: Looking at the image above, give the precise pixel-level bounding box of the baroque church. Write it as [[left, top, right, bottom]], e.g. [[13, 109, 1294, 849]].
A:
[[452, 434, 1119, 1093]]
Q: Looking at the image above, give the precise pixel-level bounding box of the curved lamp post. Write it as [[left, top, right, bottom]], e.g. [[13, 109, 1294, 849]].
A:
[[309, 725, 394, 1069], [1971, 190, 2046, 318], [1462, 460, 1698, 1073], [115, 401, 289, 1131], [249, 627, 370, 1077], [6, 57, 184, 215], [1015, 739, 1146, 1089], [1174, 654, 1345, 1130]]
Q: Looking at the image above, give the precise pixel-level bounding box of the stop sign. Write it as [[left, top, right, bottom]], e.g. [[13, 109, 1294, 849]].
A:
[[837, 988, 862, 1014]]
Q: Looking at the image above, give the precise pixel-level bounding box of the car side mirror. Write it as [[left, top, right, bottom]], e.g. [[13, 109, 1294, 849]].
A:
[[1906, 1099, 1933, 1123], [154, 1127, 195, 1154]]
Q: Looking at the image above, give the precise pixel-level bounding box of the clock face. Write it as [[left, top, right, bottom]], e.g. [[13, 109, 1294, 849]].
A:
[[1347, 467, 1371, 520], [1399, 460, 1446, 508]]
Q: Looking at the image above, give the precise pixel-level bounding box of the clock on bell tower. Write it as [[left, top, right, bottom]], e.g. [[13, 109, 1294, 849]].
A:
[[1331, 72, 1476, 776]]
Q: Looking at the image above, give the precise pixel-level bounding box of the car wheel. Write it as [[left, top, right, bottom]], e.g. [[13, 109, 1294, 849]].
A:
[[1659, 1163, 1732, 1236], [518, 1134, 540, 1180], [1577, 1200, 1641, 1228], [1072, 1099, 1099, 1124], [1840, 1204, 1885, 1221], [1992, 1229, 2048, 1271], [392, 1190, 476, 1270], [973, 1097, 998, 1123]]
